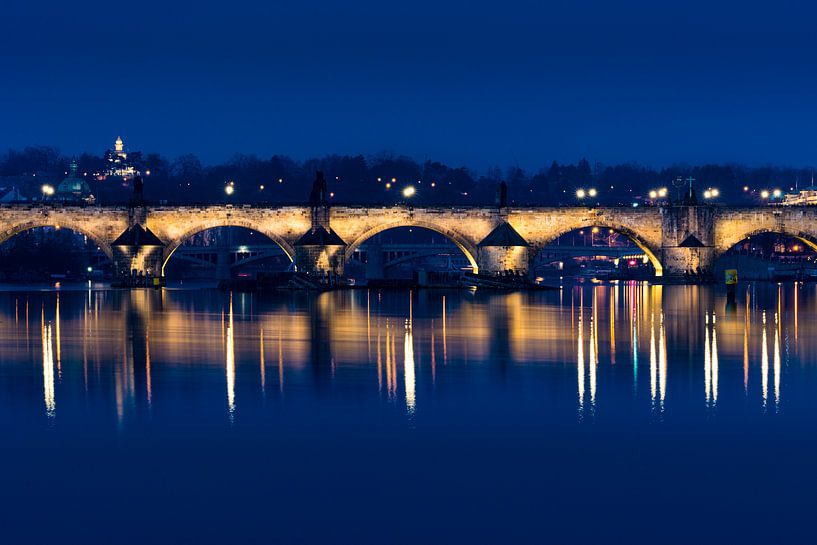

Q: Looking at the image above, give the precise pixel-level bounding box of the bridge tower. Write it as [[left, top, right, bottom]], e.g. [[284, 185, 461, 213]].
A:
[[294, 172, 347, 276]]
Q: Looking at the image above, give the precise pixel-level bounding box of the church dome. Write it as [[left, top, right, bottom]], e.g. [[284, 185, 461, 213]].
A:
[[55, 160, 94, 202]]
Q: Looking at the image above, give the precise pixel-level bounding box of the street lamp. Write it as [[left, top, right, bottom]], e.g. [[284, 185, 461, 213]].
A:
[[41, 184, 54, 199], [402, 185, 416, 198], [649, 190, 658, 199], [760, 190, 770, 199], [587, 188, 597, 198], [658, 187, 667, 198], [773, 189, 782, 198], [224, 185, 235, 196], [576, 189, 586, 199]]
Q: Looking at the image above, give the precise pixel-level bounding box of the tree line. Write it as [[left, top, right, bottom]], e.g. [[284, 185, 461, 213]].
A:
[[1, 145, 814, 205]]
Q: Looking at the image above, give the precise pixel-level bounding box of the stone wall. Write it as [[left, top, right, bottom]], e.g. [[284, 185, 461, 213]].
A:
[[477, 246, 529, 275]]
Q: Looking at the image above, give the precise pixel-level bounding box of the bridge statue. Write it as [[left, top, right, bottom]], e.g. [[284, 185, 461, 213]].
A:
[[2, 180, 817, 282]]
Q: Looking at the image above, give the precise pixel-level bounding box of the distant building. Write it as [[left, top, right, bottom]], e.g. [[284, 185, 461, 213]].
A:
[[103, 136, 137, 180], [782, 186, 817, 205], [55, 160, 95, 203]]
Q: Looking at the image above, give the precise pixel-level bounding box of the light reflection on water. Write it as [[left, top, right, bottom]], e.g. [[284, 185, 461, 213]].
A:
[[0, 282, 806, 422], [1, 282, 816, 543]]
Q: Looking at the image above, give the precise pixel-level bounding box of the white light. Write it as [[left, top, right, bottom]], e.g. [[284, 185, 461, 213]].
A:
[[760, 190, 770, 199], [224, 185, 234, 195], [711, 188, 720, 197], [658, 188, 667, 198], [703, 190, 712, 199], [649, 190, 658, 199], [402, 185, 416, 198], [773, 189, 782, 198], [588, 188, 597, 197], [576, 189, 586, 199], [41, 184, 55, 196]]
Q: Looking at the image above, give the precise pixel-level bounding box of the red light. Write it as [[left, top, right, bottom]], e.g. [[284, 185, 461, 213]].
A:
[[628, 259, 637, 266]]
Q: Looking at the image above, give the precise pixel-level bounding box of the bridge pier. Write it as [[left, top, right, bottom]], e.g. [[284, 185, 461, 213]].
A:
[[660, 247, 716, 277], [111, 225, 165, 284], [294, 172, 348, 277], [477, 222, 530, 276], [659, 206, 717, 278], [294, 236, 347, 276]]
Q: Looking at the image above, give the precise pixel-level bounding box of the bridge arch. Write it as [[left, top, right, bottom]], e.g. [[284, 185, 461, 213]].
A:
[[535, 224, 664, 277], [714, 228, 817, 261], [344, 220, 480, 273], [0, 220, 113, 258], [161, 221, 295, 276]]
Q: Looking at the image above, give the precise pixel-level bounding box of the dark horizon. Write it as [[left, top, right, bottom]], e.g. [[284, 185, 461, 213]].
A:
[[4, 1, 817, 170]]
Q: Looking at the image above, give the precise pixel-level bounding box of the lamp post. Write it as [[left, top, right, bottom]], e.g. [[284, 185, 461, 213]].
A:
[[41, 184, 54, 202]]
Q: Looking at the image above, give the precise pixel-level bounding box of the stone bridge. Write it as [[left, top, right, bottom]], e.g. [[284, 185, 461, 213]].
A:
[[1, 202, 816, 280]]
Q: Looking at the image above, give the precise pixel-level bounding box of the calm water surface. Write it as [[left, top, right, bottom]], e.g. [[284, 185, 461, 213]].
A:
[[1, 283, 816, 544]]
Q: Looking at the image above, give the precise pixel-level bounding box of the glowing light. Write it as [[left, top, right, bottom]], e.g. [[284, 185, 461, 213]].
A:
[[576, 189, 586, 199], [402, 185, 416, 198], [226, 296, 235, 419], [385, 183, 392, 189], [658, 187, 667, 198], [703, 190, 712, 199], [404, 319, 415, 414], [711, 188, 719, 197], [588, 188, 597, 197], [592, 227, 600, 234], [649, 190, 658, 199], [259, 185, 265, 190], [628, 259, 637, 266], [41, 184, 55, 196], [224, 185, 234, 195], [391, 177, 397, 183], [744, 186, 749, 191], [760, 190, 770, 199], [773, 189, 782, 198], [42, 320, 55, 418]]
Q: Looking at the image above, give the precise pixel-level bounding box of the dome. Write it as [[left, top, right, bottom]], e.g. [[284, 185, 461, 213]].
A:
[[56, 161, 93, 201]]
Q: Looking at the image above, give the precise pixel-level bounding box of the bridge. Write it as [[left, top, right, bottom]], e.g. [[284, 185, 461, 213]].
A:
[[1, 195, 816, 281]]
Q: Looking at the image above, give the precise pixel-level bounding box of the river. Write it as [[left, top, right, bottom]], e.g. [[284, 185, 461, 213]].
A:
[[0, 282, 815, 544]]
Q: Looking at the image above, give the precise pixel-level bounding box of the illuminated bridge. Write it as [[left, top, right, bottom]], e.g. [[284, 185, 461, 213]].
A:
[[2, 196, 817, 281]]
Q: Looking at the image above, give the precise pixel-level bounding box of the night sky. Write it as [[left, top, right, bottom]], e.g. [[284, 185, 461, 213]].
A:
[[2, 0, 816, 169]]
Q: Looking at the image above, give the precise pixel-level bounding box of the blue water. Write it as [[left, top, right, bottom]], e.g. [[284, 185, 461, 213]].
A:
[[0, 283, 815, 544]]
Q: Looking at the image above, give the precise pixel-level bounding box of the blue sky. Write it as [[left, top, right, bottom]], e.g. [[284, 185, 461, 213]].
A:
[[2, 0, 815, 170]]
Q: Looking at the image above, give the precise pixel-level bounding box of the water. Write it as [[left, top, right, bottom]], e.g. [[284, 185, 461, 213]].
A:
[[0, 283, 816, 544]]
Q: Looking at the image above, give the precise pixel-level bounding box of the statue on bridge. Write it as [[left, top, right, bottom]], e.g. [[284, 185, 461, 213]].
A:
[[495, 181, 508, 208], [132, 174, 145, 205], [309, 171, 328, 206]]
